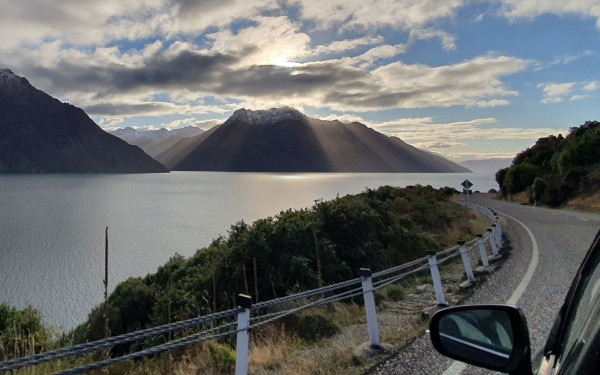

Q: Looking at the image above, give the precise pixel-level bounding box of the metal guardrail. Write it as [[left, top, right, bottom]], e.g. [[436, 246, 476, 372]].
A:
[[0, 201, 503, 375]]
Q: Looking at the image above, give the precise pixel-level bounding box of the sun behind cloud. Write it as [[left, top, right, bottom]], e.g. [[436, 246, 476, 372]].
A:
[[269, 55, 301, 68]]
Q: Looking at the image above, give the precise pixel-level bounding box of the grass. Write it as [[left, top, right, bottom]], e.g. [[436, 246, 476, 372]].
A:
[[567, 193, 600, 213]]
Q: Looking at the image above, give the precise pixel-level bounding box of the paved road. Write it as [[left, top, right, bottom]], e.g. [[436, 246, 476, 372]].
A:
[[373, 196, 600, 375]]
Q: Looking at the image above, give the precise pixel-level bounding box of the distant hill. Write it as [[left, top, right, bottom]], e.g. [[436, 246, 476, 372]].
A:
[[0, 69, 167, 173], [110, 126, 203, 159], [157, 108, 470, 173], [460, 158, 512, 173]]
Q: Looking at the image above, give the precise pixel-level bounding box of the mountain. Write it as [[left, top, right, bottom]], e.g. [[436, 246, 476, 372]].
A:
[[110, 126, 203, 159], [157, 107, 470, 173], [459, 158, 512, 173], [0, 69, 167, 173]]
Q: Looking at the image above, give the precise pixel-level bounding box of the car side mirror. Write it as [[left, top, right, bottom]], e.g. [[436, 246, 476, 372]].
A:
[[429, 305, 532, 375]]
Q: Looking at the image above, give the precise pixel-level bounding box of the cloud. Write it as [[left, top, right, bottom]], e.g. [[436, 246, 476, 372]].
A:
[[413, 140, 466, 149], [497, 0, 600, 31], [538, 82, 576, 103], [309, 36, 384, 57], [446, 151, 519, 160], [409, 28, 457, 51], [366, 54, 526, 109], [98, 117, 125, 128], [583, 81, 599, 92], [205, 16, 310, 66], [365, 116, 563, 145], [10, 39, 527, 114], [0, 1, 156, 49], [353, 44, 409, 67], [294, 0, 463, 31], [0, 0, 464, 54], [569, 95, 589, 101], [0, 0, 286, 51]]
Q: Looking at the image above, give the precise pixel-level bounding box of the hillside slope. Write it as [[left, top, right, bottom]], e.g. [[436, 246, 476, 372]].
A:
[[157, 108, 469, 173], [0, 69, 167, 173]]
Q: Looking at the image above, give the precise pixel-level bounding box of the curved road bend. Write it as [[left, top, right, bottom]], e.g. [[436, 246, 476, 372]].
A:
[[373, 195, 600, 375]]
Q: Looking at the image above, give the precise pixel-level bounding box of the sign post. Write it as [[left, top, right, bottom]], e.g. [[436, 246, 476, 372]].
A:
[[461, 179, 473, 205]]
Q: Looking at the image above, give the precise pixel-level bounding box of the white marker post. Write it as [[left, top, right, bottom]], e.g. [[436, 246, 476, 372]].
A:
[[235, 294, 252, 375], [476, 234, 489, 267], [488, 228, 499, 256], [427, 251, 446, 306], [359, 268, 381, 349], [458, 241, 475, 282]]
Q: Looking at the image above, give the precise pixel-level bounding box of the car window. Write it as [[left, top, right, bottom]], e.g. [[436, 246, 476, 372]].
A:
[[556, 239, 600, 374]]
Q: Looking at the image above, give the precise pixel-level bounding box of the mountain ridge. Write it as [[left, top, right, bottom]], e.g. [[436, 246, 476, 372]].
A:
[[157, 108, 470, 173], [0, 68, 167, 173]]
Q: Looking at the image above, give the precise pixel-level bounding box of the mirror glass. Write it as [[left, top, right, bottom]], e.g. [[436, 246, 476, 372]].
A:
[[438, 308, 514, 367]]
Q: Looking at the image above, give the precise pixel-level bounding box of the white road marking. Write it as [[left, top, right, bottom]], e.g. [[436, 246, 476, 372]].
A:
[[577, 217, 589, 222], [442, 209, 539, 375]]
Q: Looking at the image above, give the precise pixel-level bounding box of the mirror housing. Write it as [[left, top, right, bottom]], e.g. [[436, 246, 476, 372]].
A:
[[429, 305, 532, 374]]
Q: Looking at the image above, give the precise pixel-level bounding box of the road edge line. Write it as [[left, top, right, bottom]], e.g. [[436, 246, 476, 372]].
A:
[[442, 209, 539, 375]]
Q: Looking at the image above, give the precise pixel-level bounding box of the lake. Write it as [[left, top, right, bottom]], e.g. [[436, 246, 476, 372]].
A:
[[0, 171, 496, 330]]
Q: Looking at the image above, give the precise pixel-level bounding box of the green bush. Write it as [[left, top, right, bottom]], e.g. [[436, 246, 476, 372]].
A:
[[0, 302, 53, 360], [71, 185, 472, 343], [205, 342, 236, 372], [499, 120, 600, 206], [384, 284, 406, 301], [503, 163, 538, 194]]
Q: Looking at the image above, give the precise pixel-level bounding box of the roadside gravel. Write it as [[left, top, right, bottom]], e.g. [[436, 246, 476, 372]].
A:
[[371, 196, 600, 375]]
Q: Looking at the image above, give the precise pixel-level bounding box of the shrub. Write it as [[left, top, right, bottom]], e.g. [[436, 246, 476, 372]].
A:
[[283, 313, 341, 342], [0, 303, 53, 360], [385, 284, 406, 301], [204, 342, 236, 372]]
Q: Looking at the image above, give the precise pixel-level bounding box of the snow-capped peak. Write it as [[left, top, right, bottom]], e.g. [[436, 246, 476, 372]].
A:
[[0, 68, 31, 89], [231, 107, 306, 125]]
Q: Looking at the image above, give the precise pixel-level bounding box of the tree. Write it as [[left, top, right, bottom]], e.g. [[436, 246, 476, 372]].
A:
[[503, 163, 538, 194]]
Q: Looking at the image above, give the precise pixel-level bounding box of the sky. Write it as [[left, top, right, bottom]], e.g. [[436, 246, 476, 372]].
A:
[[0, 0, 599, 161]]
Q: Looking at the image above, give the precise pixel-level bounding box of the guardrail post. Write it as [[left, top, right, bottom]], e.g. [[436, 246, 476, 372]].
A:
[[427, 251, 446, 306], [493, 222, 503, 245], [359, 268, 380, 348], [487, 228, 499, 256], [491, 224, 502, 248], [476, 234, 489, 267], [235, 294, 252, 375], [458, 241, 475, 282]]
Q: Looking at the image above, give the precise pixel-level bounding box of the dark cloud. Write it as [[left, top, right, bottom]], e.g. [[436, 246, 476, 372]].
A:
[[28, 49, 243, 98], [22, 48, 384, 110], [211, 62, 366, 96], [172, 0, 235, 18]]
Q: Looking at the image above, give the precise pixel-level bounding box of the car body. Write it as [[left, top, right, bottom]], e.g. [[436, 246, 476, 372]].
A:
[[429, 229, 600, 374]]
